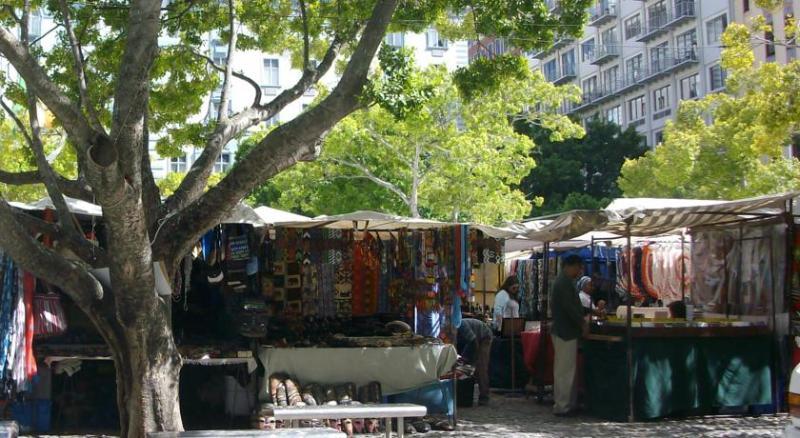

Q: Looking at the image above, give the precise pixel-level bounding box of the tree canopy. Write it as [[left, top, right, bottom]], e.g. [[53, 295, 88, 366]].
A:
[[518, 117, 646, 215], [618, 17, 800, 199], [243, 56, 583, 224]]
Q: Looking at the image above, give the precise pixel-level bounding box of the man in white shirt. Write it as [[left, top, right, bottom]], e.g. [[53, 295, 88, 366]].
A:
[[493, 277, 520, 331]]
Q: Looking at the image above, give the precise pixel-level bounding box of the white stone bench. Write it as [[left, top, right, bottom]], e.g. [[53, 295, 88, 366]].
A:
[[262, 403, 427, 438], [0, 422, 17, 438]]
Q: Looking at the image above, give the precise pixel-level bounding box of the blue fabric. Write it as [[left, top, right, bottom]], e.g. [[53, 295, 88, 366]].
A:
[[0, 254, 16, 381], [387, 380, 454, 415]]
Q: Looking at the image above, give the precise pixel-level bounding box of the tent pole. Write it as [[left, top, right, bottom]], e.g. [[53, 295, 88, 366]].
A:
[[680, 232, 686, 302], [537, 241, 551, 403], [769, 231, 779, 414], [626, 228, 634, 423]]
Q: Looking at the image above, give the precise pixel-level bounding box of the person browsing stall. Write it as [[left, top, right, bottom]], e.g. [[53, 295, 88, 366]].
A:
[[550, 255, 586, 416], [493, 276, 520, 331], [577, 276, 606, 318], [457, 318, 493, 406]]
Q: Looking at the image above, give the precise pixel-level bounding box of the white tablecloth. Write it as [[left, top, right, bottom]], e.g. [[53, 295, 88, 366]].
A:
[[258, 345, 457, 396]]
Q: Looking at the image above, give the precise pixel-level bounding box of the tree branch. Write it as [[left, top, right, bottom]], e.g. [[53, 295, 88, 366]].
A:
[[330, 158, 411, 205], [191, 49, 261, 109], [1, 5, 21, 24], [109, 0, 162, 186], [0, 198, 103, 307], [163, 34, 345, 215], [155, 0, 399, 262], [58, 0, 103, 131], [11, 208, 109, 268], [0, 27, 96, 151], [0, 169, 92, 201], [216, 0, 237, 124]]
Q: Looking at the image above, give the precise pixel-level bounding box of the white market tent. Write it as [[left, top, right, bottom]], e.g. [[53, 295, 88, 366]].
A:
[[254, 206, 310, 224], [272, 210, 517, 238], [9, 197, 310, 228], [9, 196, 103, 217], [516, 192, 799, 244]]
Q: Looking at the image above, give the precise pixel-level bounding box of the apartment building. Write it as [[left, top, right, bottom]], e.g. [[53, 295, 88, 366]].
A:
[[734, 0, 799, 65], [0, 9, 469, 179], [534, 0, 733, 147], [153, 29, 469, 179]]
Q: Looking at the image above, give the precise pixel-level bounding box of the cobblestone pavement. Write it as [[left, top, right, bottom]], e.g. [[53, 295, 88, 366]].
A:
[[426, 394, 790, 437], [22, 394, 791, 437]]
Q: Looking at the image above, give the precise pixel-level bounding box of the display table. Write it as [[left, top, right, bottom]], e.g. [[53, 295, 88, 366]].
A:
[[520, 331, 553, 386], [258, 345, 457, 396], [488, 337, 528, 389], [584, 326, 773, 420]]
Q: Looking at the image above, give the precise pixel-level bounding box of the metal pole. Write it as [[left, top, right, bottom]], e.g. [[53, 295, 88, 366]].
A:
[[537, 242, 551, 403], [626, 229, 635, 423], [770, 232, 779, 413], [680, 232, 686, 302]]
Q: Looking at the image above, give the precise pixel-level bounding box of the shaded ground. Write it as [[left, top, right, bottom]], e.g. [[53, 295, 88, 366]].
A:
[[22, 394, 789, 437], [429, 394, 788, 437]]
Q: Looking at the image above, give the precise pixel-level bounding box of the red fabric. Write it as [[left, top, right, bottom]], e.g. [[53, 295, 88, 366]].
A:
[[352, 238, 366, 316], [23, 272, 37, 379], [521, 330, 554, 385]]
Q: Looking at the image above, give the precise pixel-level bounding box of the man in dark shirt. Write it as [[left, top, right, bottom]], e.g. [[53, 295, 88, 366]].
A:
[[550, 255, 586, 416], [457, 318, 494, 406]]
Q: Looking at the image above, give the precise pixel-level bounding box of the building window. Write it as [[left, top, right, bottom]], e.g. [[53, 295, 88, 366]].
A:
[[606, 105, 621, 125], [744, 0, 750, 13], [602, 65, 620, 92], [263, 59, 279, 87], [766, 29, 776, 58], [28, 10, 42, 41], [214, 152, 232, 173], [676, 29, 697, 59], [680, 74, 699, 99], [543, 59, 558, 82], [706, 14, 728, 44], [650, 42, 669, 73], [385, 32, 404, 48], [709, 64, 726, 91], [582, 38, 595, 62], [265, 114, 280, 128], [426, 28, 448, 49], [583, 76, 598, 97], [648, 1, 668, 29], [601, 27, 618, 46], [625, 14, 642, 40], [625, 54, 644, 83], [653, 85, 671, 119], [628, 95, 646, 121], [561, 50, 576, 76], [654, 130, 665, 146], [170, 156, 187, 173]]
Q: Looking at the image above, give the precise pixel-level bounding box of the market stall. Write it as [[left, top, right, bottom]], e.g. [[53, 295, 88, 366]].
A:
[[544, 194, 796, 421], [252, 211, 514, 424]]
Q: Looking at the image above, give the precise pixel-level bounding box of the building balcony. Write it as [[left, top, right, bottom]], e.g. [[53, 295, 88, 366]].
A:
[[532, 36, 575, 59], [637, 2, 696, 43], [638, 49, 698, 84], [567, 91, 604, 113], [590, 44, 620, 65], [553, 65, 577, 85], [589, 3, 617, 27]]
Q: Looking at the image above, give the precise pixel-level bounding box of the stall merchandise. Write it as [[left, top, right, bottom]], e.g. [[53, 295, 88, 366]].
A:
[[616, 242, 690, 305], [259, 226, 501, 341], [0, 251, 40, 396]]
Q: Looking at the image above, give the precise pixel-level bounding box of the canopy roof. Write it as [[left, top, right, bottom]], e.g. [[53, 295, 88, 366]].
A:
[[9, 196, 103, 217], [603, 192, 796, 236], [254, 206, 310, 224], [272, 210, 517, 238], [516, 192, 798, 244]]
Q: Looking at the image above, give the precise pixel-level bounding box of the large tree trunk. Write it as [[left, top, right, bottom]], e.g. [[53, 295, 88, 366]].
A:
[[97, 296, 184, 438]]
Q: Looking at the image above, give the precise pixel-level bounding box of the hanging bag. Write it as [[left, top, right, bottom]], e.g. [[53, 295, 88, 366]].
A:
[[33, 285, 68, 338]]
